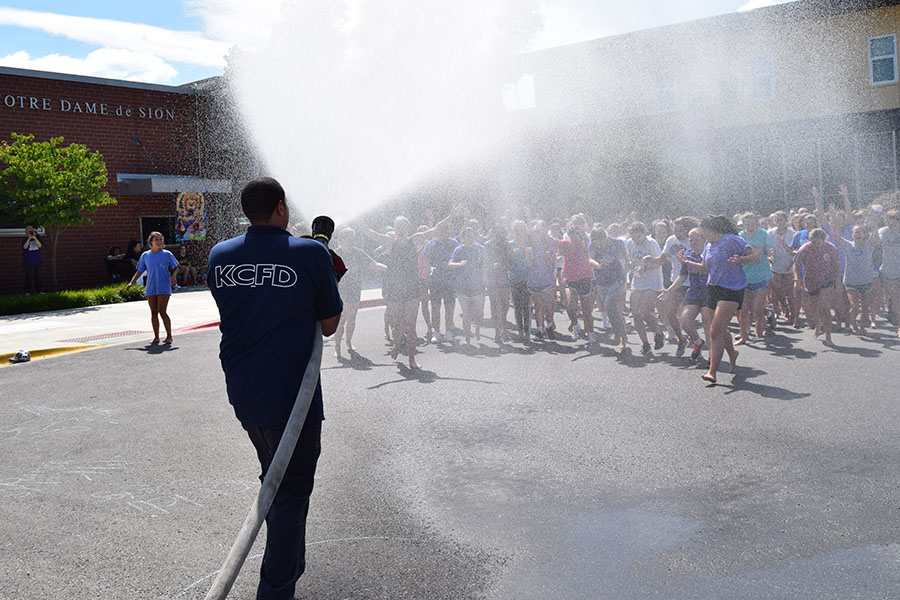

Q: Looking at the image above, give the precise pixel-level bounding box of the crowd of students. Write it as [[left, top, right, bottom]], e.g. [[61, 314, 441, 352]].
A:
[[329, 190, 900, 382]]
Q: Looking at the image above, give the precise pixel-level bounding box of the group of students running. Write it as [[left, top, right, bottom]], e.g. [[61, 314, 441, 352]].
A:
[[329, 191, 900, 383]]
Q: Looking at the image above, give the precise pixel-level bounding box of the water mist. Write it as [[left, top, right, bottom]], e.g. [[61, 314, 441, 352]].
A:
[[197, 0, 541, 224]]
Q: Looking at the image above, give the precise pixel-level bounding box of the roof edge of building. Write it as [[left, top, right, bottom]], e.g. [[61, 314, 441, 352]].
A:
[[0, 65, 201, 95]]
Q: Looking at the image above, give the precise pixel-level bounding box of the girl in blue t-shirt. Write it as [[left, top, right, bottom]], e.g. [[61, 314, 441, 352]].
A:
[[125, 231, 179, 344], [737, 212, 774, 345]]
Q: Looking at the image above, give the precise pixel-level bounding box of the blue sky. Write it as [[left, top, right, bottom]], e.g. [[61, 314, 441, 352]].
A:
[[0, 0, 792, 86]]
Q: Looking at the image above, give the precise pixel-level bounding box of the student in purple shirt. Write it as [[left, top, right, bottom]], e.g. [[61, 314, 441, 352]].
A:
[[665, 228, 709, 362], [679, 215, 758, 384]]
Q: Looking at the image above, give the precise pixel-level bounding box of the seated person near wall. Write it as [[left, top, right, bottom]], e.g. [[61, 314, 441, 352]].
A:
[[106, 246, 126, 281], [176, 245, 198, 286]]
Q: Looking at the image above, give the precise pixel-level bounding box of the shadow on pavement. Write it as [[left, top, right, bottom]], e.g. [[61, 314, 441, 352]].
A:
[[126, 342, 179, 355], [366, 365, 501, 389], [715, 367, 812, 401], [324, 351, 394, 371]]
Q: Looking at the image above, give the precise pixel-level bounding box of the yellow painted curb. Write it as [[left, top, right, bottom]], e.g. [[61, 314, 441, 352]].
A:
[[1, 344, 101, 364]]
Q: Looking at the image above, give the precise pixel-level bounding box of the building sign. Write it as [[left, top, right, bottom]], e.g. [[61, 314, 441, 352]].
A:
[[175, 192, 207, 241], [1, 93, 176, 120]]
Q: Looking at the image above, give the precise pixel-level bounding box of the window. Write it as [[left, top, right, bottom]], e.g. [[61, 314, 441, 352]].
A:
[[748, 54, 774, 99], [140, 215, 177, 246], [869, 34, 898, 85], [502, 74, 536, 111]]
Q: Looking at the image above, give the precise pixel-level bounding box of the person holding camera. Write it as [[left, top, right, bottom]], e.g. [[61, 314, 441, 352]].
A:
[[207, 177, 342, 600], [22, 225, 44, 294]]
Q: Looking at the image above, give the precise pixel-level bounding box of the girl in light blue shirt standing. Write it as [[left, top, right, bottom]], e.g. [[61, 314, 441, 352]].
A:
[[126, 231, 179, 344]]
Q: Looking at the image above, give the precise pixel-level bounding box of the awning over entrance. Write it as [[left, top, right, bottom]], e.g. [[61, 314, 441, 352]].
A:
[[116, 174, 232, 195]]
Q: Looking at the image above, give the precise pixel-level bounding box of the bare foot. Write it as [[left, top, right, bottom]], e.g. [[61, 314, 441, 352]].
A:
[[149, 338, 160, 345], [390, 346, 399, 360], [334, 347, 341, 358], [701, 373, 716, 383], [618, 338, 626, 351], [735, 337, 747, 346], [859, 328, 868, 336], [347, 343, 357, 352], [824, 337, 834, 346], [813, 328, 821, 338], [408, 359, 420, 369], [162, 337, 172, 344], [729, 350, 739, 373]]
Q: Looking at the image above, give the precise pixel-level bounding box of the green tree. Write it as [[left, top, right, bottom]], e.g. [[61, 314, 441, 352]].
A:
[[0, 133, 116, 289]]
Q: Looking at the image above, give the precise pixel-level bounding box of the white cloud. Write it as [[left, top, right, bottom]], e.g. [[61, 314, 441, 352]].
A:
[[738, 0, 789, 12], [0, 6, 228, 68], [0, 49, 179, 83]]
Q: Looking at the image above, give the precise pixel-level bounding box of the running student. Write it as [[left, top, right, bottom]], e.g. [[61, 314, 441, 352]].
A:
[[484, 224, 512, 343], [423, 220, 460, 343], [448, 227, 486, 345], [125, 231, 179, 344], [830, 220, 880, 335], [877, 209, 900, 337], [654, 217, 697, 356], [589, 227, 628, 351], [666, 227, 710, 361], [794, 228, 841, 345], [333, 227, 386, 359], [679, 215, 758, 383], [626, 222, 664, 355], [737, 212, 773, 344], [767, 211, 796, 325], [554, 216, 596, 343], [526, 224, 558, 341], [509, 220, 531, 341]]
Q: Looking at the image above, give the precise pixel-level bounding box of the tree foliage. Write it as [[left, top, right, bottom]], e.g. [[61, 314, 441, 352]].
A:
[[0, 133, 116, 288], [0, 133, 115, 226]]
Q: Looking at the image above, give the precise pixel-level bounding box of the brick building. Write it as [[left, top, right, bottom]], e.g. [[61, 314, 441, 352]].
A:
[[0, 66, 232, 294]]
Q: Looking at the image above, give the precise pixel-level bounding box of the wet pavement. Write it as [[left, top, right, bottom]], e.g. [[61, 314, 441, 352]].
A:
[[1, 305, 899, 599]]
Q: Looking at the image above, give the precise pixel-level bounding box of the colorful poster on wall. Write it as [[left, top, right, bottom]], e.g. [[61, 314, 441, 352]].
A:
[[175, 192, 207, 241]]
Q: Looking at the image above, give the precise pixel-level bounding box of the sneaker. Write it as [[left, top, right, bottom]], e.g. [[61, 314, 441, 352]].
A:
[[501, 332, 512, 343], [444, 331, 454, 342], [431, 332, 440, 344], [601, 313, 611, 329], [174, 284, 181, 290], [675, 340, 686, 357], [572, 323, 582, 341], [690, 339, 704, 361], [588, 331, 598, 344], [654, 331, 665, 350], [534, 329, 544, 341], [766, 309, 777, 331], [641, 342, 652, 355]]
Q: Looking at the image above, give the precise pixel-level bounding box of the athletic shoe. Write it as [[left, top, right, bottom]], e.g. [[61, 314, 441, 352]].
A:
[[766, 309, 777, 331], [675, 340, 686, 357], [444, 331, 454, 342], [431, 332, 441, 344], [601, 313, 611, 329], [572, 323, 582, 341], [534, 329, 544, 341], [690, 339, 704, 361], [501, 332, 512, 343], [654, 331, 665, 350], [641, 342, 652, 355], [588, 331, 598, 344]]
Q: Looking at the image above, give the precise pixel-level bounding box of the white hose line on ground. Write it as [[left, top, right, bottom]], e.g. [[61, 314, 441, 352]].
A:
[[204, 323, 324, 600]]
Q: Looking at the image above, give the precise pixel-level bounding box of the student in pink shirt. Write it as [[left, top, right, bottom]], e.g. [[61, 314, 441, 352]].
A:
[[794, 228, 842, 346], [554, 216, 596, 343]]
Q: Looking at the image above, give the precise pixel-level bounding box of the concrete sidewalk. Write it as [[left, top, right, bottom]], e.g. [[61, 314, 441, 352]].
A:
[[1, 287, 384, 364]]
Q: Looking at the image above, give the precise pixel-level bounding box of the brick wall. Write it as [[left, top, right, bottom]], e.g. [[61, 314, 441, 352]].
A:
[[0, 70, 202, 293]]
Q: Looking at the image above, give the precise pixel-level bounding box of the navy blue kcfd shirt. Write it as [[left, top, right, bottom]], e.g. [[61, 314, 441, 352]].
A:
[[208, 226, 343, 429]]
